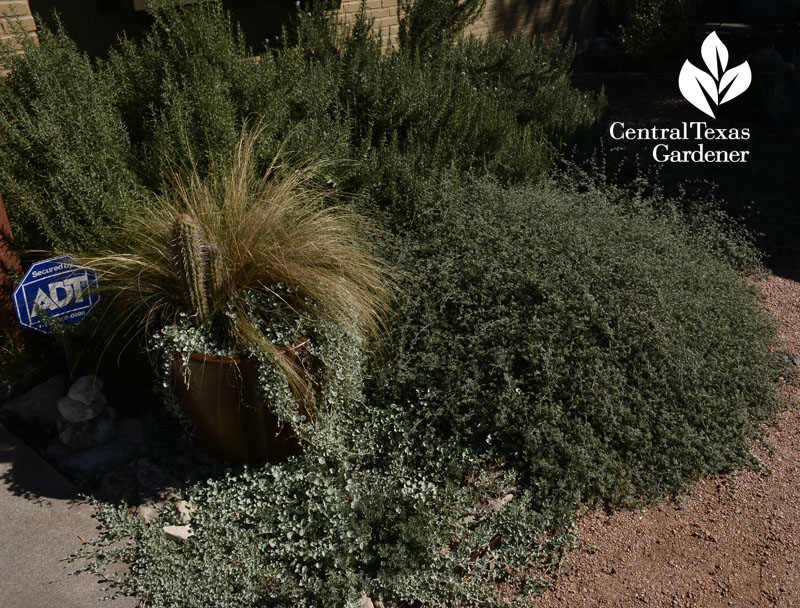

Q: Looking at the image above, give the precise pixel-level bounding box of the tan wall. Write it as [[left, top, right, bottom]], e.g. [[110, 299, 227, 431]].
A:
[[339, 0, 599, 47], [21, 1, 294, 59], [1, 1, 598, 61], [340, 0, 400, 40], [0, 0, 37, 51]]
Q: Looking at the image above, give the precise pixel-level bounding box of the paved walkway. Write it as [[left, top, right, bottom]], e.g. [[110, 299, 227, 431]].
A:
[[0, 424, 138, 608]]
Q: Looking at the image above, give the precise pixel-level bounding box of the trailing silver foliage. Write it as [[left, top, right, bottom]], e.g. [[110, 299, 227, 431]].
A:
[[151, 286, 366, 443]]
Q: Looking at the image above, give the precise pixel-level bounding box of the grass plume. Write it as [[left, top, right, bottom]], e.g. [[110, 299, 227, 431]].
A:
[[80, 123, 394, 403]]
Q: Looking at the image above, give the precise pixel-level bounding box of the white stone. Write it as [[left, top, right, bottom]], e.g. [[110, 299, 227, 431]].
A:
[[1, 374, 66, 428], [59, 418, 144, 477], [136, 504, 159, 523], [136, 458, 181, 502], [163, 525, 194, 541], [67, 375, 104, 405], [360, 592, 374, 608], [488, 493, 514, 511], [57, 394, 106, 422], [46, 441, 77, 462], [175, 500, 196, 523]]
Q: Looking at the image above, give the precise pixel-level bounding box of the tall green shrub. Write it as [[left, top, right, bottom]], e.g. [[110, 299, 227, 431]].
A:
[[0, 3, 605, 252], [617, 0, 700, 65], [292, 6, 606, 221], [0, 23, 143, 251], [103, 3, 257, 185]]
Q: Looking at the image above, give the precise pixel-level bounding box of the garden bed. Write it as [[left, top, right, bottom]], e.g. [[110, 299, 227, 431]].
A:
[[0, 3, 795, 607]]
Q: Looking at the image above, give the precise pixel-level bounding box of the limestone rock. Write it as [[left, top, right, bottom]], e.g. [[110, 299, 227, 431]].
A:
[[46, 441, 78, 463], [1, 374, 66, 428], [57, 394, 106, 423], [136, 504, 160, 523], [163, 524, 194, 541], [360, 592, 375, 608], [59, 418, 144, 477], [488, 493, 514, 511], [175, 500, 196, 523], [67, 375, 104, 405], [57, 407, 116, 449], [95, 462, 137, 502]]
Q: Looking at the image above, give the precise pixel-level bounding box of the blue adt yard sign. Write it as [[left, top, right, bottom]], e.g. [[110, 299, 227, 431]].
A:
[[12, 256, 100, 334]]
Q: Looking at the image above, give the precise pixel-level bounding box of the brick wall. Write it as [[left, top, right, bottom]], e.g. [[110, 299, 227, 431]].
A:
[[339, 0, 600, 47], [1, 1, 599, 62], [0, 0, 37, 52], [21, 0, 295, 59]]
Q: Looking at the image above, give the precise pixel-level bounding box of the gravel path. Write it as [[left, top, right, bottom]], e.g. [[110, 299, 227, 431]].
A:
[[534, 275, 800, 608]]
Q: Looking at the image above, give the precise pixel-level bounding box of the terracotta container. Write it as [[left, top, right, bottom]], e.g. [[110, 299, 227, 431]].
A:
[[170, 339, 315, 464]]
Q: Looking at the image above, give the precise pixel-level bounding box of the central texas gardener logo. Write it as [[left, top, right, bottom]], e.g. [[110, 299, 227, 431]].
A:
[[679, 32, 752, 118], [610, 32, 752, 163]]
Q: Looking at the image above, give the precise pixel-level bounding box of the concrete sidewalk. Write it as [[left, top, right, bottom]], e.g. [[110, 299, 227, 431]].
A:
[[0, 424, 138, 608]]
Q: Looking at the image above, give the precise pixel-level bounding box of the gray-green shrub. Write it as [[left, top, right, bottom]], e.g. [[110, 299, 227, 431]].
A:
[[0, 2, 606, 251], [89, 408, 575, 607], [375, 174, 781, 507]]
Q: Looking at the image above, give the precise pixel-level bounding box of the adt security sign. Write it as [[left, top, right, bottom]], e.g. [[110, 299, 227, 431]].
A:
[[13, 256, 100, 334]]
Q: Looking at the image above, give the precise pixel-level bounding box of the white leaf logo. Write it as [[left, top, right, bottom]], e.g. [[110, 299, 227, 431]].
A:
[[719, 62, 751, 104], [679, 61, 718, 117], [701, 31, 728, 79], [679, 32, 752, 118]]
